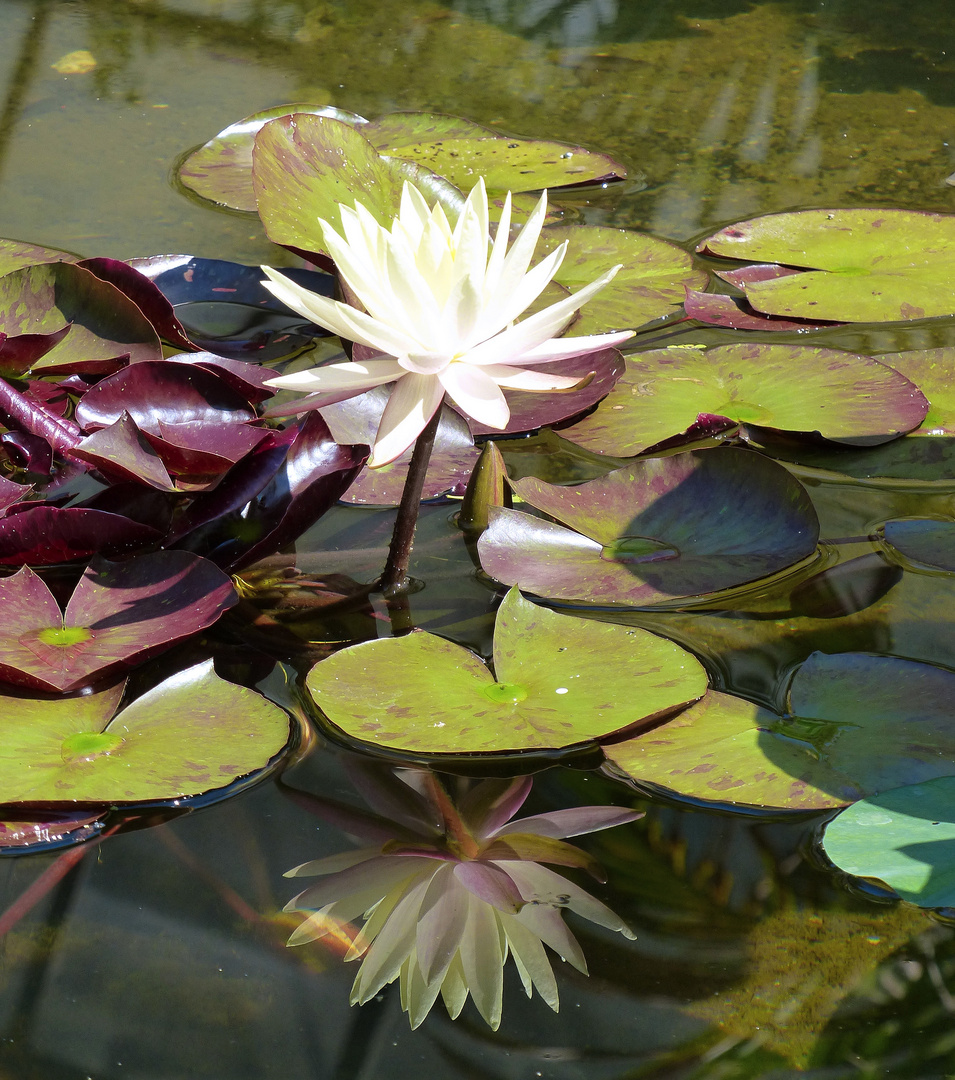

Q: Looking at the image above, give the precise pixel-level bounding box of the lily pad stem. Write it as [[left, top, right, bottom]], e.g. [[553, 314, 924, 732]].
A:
[[377, 406, 441, 602]]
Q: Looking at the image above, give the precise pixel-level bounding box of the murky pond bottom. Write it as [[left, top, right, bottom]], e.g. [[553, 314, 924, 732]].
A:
[[0, 0, 953, 1076]]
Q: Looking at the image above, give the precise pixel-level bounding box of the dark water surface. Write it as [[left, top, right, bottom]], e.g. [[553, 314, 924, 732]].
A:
[[0, 1, 953, 1077]]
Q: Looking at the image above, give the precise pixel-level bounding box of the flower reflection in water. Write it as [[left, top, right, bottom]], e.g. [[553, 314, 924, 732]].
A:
[[283, 767, 640, 1029]]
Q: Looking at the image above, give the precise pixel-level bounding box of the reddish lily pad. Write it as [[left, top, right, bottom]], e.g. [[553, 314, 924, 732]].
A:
[[536, 226, 705, 335], [0, 551, 236, 692], [0, 506, 161, 566], [478, 448, 819, 606], [0, 262, 162, 374], [874, 348, 955, 436], [252, 114, 464, 258], [178, 103, 368, 211], [605, 652, 955, 810], [562, 345, 928, 458], [305, 587, 707, 755], [0, 660, 290, 803], [683, 288, 837, 331], [0, 810, 105, 850], [698, 209, 955, 323]]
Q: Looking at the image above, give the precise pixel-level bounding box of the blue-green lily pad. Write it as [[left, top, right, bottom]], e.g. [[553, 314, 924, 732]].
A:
[[305, 587, 707, 755], [881, 517, 955, 571], [822, 777, 955, 908], [477, 448, 819, 606], [0, 660, 290, 804]]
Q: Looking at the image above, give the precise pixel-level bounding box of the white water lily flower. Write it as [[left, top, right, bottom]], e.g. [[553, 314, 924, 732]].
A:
[[261, 178, 634, 466]]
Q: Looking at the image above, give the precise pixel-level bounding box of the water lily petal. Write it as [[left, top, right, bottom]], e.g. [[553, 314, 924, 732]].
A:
[[285, 847, 382, 877], [352, 873, 433, 1002], [416, 866, 470, 983], [483, 191, 513, 300], [506, 861, 636, 938], [265, 357, 404, 394], [490, 189, 550, 305], [286, 854, 435, 912], [478, 364, 586, 391], [460, 893, 506, 1030], [481, 242, 568, 340], [260, 267, 419, 356], [500, 912, 560, 1010], [516, 903, 588, 974], [369, 372, 446, 467], [453, 861, 524, 913], [439, 954, 470, 1020], [495, 806, 642, 839], [404, 951, 445, 1030], [515, 328, 634, 364], [460, 776, 533, 836], [439, 363, 510, 429]]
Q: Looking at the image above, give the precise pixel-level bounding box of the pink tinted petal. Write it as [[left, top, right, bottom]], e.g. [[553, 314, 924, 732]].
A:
[[453, 861, 523, 914], [515, 329, 635, 365], [459, 894, 505, 1029], [369, 373, 445, 467], [516, 904, 587, 974], [439, 363, 509, 429], [478, 365, 586, 391], [506, 861, 635, 937], [461, 776, 533, 837], [495, 806, 642, 840], [416, 866, 469, 983]]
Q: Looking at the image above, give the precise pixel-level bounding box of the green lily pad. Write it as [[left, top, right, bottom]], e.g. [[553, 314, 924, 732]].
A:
[[305, 587, 707, 755], [363, 112, 626, 195], [536, 226, 705, 334], [179, 105, 625, 213], [875, 348, 955, 435], [0, 552, 237, 692], [252, 113, 465, 258], [822, 777, 955, 908], [477, 448, 819, 606], [0, 238, 79, 277], [697, 209, 955, 323], [178, 103, 367, 211], [881, 517, 955, 571], [0, 262, 162, 373], [562, 344, 927, 458], [0, 660, 290, 803], [605, 652, 955, 811]]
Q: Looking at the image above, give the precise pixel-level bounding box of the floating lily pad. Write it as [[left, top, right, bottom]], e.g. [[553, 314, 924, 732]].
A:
[[874, 348, 955, 436], [0, 551, 236, 692], [252, 114, 464, 258], [0, 660, 290, 803], [0, 810, 105, 851], [0, 262, 162, 373], [536, 226, 705, 335], [562, 345, 927, 457], [0, 505, 161, 566], [606, 652, 955, 810], [822, 777, 955, 908], [0, 238, 78, 277], [305, 587, 707, 755], [697, 209, 955, 322], [881, 518, 955, 571], [478, 448, 819, 606], [683, 288, 836, 331]]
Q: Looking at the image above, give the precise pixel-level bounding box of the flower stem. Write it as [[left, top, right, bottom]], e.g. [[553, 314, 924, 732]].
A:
[[377, 406, 441, 606]]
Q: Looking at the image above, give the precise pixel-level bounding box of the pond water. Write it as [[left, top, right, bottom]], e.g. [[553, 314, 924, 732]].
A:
[[0, 0, 954, 1077]]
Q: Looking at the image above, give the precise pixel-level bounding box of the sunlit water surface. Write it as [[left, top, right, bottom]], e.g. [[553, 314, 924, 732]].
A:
[[0, 1, 953, 1077]]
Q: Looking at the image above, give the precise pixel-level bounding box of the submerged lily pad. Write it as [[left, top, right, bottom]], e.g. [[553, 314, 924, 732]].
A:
[[537, 226, 705, 334], [562, 345, 927, 457], [698, 209, 955, 322], [822, 777, 955, 908], [0, 810, 104, 851], [477, 448, 819, 606], [0, 660, 290, 803], [605, 652, 955, 810], [881, 517, 955, 571], [305, 587, 707, 755], [0, 551, 236, 692]]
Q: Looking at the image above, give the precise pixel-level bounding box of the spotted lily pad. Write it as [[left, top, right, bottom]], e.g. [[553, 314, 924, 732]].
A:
[[874, 348, 955, 436], [605, 652, 955, 811], [822, 777, 955, 907], [0, 238, 79, 277], [537, 226, 705, 335], [305, 587, 707, 755], [880, 518, 955, 572], [0, 551, 236, 692], [697, 209, 955, 323], [562, 345, 927, 457], [0, 660, 290, 803], [477, 448, 819, 606]]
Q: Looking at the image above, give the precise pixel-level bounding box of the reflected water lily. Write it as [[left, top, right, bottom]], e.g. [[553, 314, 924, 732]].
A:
[[284, 768, 639, 1029], [261, 178, 633, 465]]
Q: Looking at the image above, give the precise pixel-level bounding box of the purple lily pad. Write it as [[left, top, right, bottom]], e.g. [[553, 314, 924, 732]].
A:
[[0, 326, 72, 377], [78, 258, 195, 352], [130, 256, 336, 361], [167, 352, 279, 405], [2, 430, 53, 478], [0, 810, 105, 851], [73, 413, 178, 491], [562, 344, 928, 458], [455, 348, 626, 437], [0, 506, 161, 566], [0, 262, 162, 374], [320, 387, 477, 505], [683, 288, 837, 331], [478, 447, 819, 606], [0, 550, 237, 691]]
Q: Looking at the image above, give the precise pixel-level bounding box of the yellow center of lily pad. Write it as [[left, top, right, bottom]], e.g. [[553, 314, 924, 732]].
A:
[[483, 682, 528, 705], [37, 626, 93, 647], [60, 731, 125, 764], [601, 536, 680, 565]]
